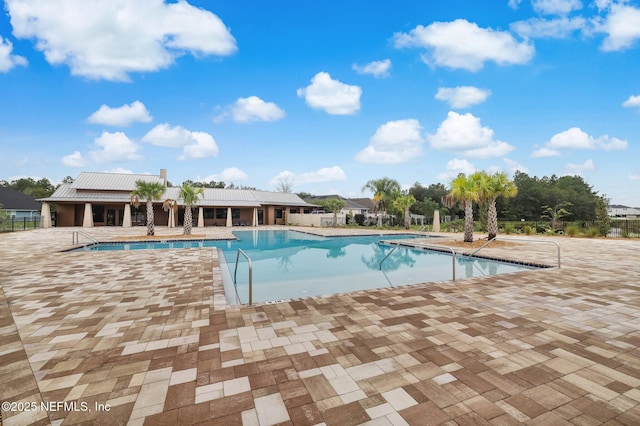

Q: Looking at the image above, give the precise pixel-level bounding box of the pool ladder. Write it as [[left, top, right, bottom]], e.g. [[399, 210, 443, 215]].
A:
[[233, 249, 253, 305], [72, 230, 98, 245]]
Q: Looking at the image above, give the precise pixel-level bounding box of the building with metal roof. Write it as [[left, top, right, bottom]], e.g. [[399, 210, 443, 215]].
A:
[[0, 186, 41, 219], [39, 169, 317, 228]]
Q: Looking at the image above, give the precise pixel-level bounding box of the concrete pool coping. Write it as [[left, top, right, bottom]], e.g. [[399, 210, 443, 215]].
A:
[[1, 226, 640, 425]]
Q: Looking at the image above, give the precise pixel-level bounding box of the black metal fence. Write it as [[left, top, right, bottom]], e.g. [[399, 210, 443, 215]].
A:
[[0, 216, 42, 232], [496, 219, 640, 238]]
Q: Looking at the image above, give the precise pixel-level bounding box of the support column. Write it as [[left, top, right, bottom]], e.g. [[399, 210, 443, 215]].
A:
[[83, 203, 94, 228], [252, 207, 258, 227], [198, 207, 204, 228], [123, 204, 132, 227], [433, 210, 440, 232], [226, 207, 232, 227]]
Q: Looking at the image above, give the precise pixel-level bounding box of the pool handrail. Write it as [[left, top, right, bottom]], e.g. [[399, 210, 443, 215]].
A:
[[234, 248, 253, 305], [72, 230, 98, 245], [465, 237, 561, 268], [379, 241, 457, 281]]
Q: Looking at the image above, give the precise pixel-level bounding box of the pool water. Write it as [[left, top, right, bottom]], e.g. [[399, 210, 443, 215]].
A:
[[73, 230, 538, 304]]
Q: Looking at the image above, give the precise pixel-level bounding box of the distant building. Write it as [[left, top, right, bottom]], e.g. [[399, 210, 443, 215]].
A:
[[303, 195, 371, 215], [0, 186, 41, 219], [608, 204, 640, 218], [38, 169, 317, 228]]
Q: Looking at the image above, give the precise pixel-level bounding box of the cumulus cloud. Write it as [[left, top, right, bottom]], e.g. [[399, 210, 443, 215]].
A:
[[511, 17, 586, 38], [629, 174, 640, 181], [564, 159, 595, 174], [428, 112, 514, 158], [437, 158, 476, 181], [393, 19, 534, 71], [352, 59, 391, 78], [623, 95, 640, 108], [435, 86, 491, 109], [531, 127, 628, 156], [269, 167, 347, 187], [355, 119, 424, 164], [199, 167, 249, 183], [531, 0, 583, 15], [503, 158, 529, 174], [142, 123, 219, 160], [89, 131, 142, 163], [598, 3, 640, 51], [0, 36, 28, 72], [5, 0, 237, 81], [62, 151, 86, 167], [104, 167, 134, 174], [215, 96, 285, 123], [297, 72, 362, 115], [87, 101, 152, 126]]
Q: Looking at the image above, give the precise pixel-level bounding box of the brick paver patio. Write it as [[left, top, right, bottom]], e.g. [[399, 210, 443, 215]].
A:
[[1, 226, 639, 425]]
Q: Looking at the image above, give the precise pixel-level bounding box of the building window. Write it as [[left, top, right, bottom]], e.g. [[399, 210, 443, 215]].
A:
[[232, 208, 240, 219], [290, 208, 299, 214], [216, 208, 227, 219], [275, 208, 283, 219], [93, 205, 105, 223], [204, 208, 214, 219]]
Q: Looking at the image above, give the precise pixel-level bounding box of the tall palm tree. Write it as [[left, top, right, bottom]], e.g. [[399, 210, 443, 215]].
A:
[[443, 173, 482, 242], [362, 177, 401, 225], [392, 194, 416, 230], [179, 183, 204, 235], [478, 172, 518, 240], [131, 180, 166, 236]]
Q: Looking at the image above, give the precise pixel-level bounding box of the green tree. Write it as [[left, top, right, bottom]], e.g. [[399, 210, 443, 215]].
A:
[[179, 183, 204, 235], [477, 172, 518, 240], [320, 198, 346, 227], [362, 177, 401, 224], [595, 195, 610, 237], [130, 181, 166, 236], [443, 173, 482, 242], [1, 177, 55, 198], [392, 194, 417, 230], [541, 201, 573, 229]]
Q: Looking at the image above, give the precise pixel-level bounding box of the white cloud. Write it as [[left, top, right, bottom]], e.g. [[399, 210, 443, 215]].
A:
[[435, 86, 491, 108], [62, 151, 86, 167], [629, 174, 640, 181], [352, 59, 391, 78], [509, 0, 524, 10], [533, 127, 629, 156], [531, 0, 582, 15], [503, 158, 529, 174], [0, 36, 28, 72], [87, 101, 152, 126], [428, 112, 514, 158], [355, 119, 424, 164], [5, 0, 236, 81], [599, 4, 640, 51], [623, 95, 640, 108], [104, 167, 134, 174], [564, 159, 595, 174], [268, 167, 347, 187], [297, 72, 362, 115], [511, 17, 586, 39], [142, 123, 219, 160], [393, 19, 534, 72], [437, 158, 476, 181], [199, 167, 248, 183], [215, 96, 285, 123], [89, 131, 142, 163]]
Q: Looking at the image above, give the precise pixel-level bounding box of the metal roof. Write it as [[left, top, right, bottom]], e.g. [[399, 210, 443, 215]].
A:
[[71, 172, 165, 191]]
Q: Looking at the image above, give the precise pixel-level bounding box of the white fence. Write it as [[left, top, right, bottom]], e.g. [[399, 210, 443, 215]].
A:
[[288, 213, 346, 227]]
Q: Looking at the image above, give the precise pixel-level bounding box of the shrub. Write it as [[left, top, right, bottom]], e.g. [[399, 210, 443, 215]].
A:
[[565, 224, 581, 237], [354, 214, 365, 226], [585, 227, 599, 237], [504, 223, 515, 234], [524, 225, 535, 235]]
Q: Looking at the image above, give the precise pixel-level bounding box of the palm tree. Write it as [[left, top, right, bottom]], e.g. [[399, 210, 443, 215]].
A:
[[392, 194, 416, 230], [443, 173, 482, 242], [362, 177, 401, 226], [322, 198, 346, 227], [477, 172, 518, 240], [179, 183, 204, 235], [131, 180, 166, 236]]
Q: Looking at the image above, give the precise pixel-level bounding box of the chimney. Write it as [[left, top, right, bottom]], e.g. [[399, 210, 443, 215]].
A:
[[160, 169, 167, 187]]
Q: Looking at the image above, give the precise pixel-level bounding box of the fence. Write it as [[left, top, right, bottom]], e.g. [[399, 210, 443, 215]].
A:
[[496, 219, 640, 238], [0, 216, 42, 232]]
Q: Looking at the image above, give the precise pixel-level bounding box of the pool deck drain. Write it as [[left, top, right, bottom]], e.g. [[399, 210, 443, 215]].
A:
[[1, 226, 640, 425]]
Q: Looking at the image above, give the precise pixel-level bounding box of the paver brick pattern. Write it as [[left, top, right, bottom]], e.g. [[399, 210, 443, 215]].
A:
[[1, 226, 639, 425]]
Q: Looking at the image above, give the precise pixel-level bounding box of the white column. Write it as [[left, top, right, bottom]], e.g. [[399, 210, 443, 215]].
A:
[[40, 202, 51, 228], [226, 207, 232, 227], [123, 204, 132, 227], [83, 203, 94, 228], [252, 207, 258, 227], [168, 208, 175, 228], [432, 210, 441, 232], [198, 207, 204, 228]]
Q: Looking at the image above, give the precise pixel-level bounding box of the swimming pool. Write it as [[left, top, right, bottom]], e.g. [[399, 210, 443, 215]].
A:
[[73, 230, 539, 304]]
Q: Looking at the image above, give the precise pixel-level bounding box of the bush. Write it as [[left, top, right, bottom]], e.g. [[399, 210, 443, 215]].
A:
[[504, 223, 515, 234], [565, 224, 581, 237], [524, 225, 535, 235], [585, 227, 599, 237], [354, 214, 365, 226]]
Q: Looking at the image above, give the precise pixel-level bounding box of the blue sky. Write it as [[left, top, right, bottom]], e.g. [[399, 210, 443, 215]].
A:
[[1, 0, 639, 206]]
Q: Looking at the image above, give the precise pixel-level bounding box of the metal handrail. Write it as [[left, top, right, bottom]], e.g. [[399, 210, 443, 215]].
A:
[[379, 241, 457, 281], [72, 230, 98, 245], [233, 249, 253, 305], [464, 237, 561, 268]]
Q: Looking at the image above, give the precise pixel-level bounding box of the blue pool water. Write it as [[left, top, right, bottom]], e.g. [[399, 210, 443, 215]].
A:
[[74, 230, 538, 304]]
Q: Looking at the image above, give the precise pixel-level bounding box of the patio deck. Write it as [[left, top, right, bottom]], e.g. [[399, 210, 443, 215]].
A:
[[1, 226, 639, 425]]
